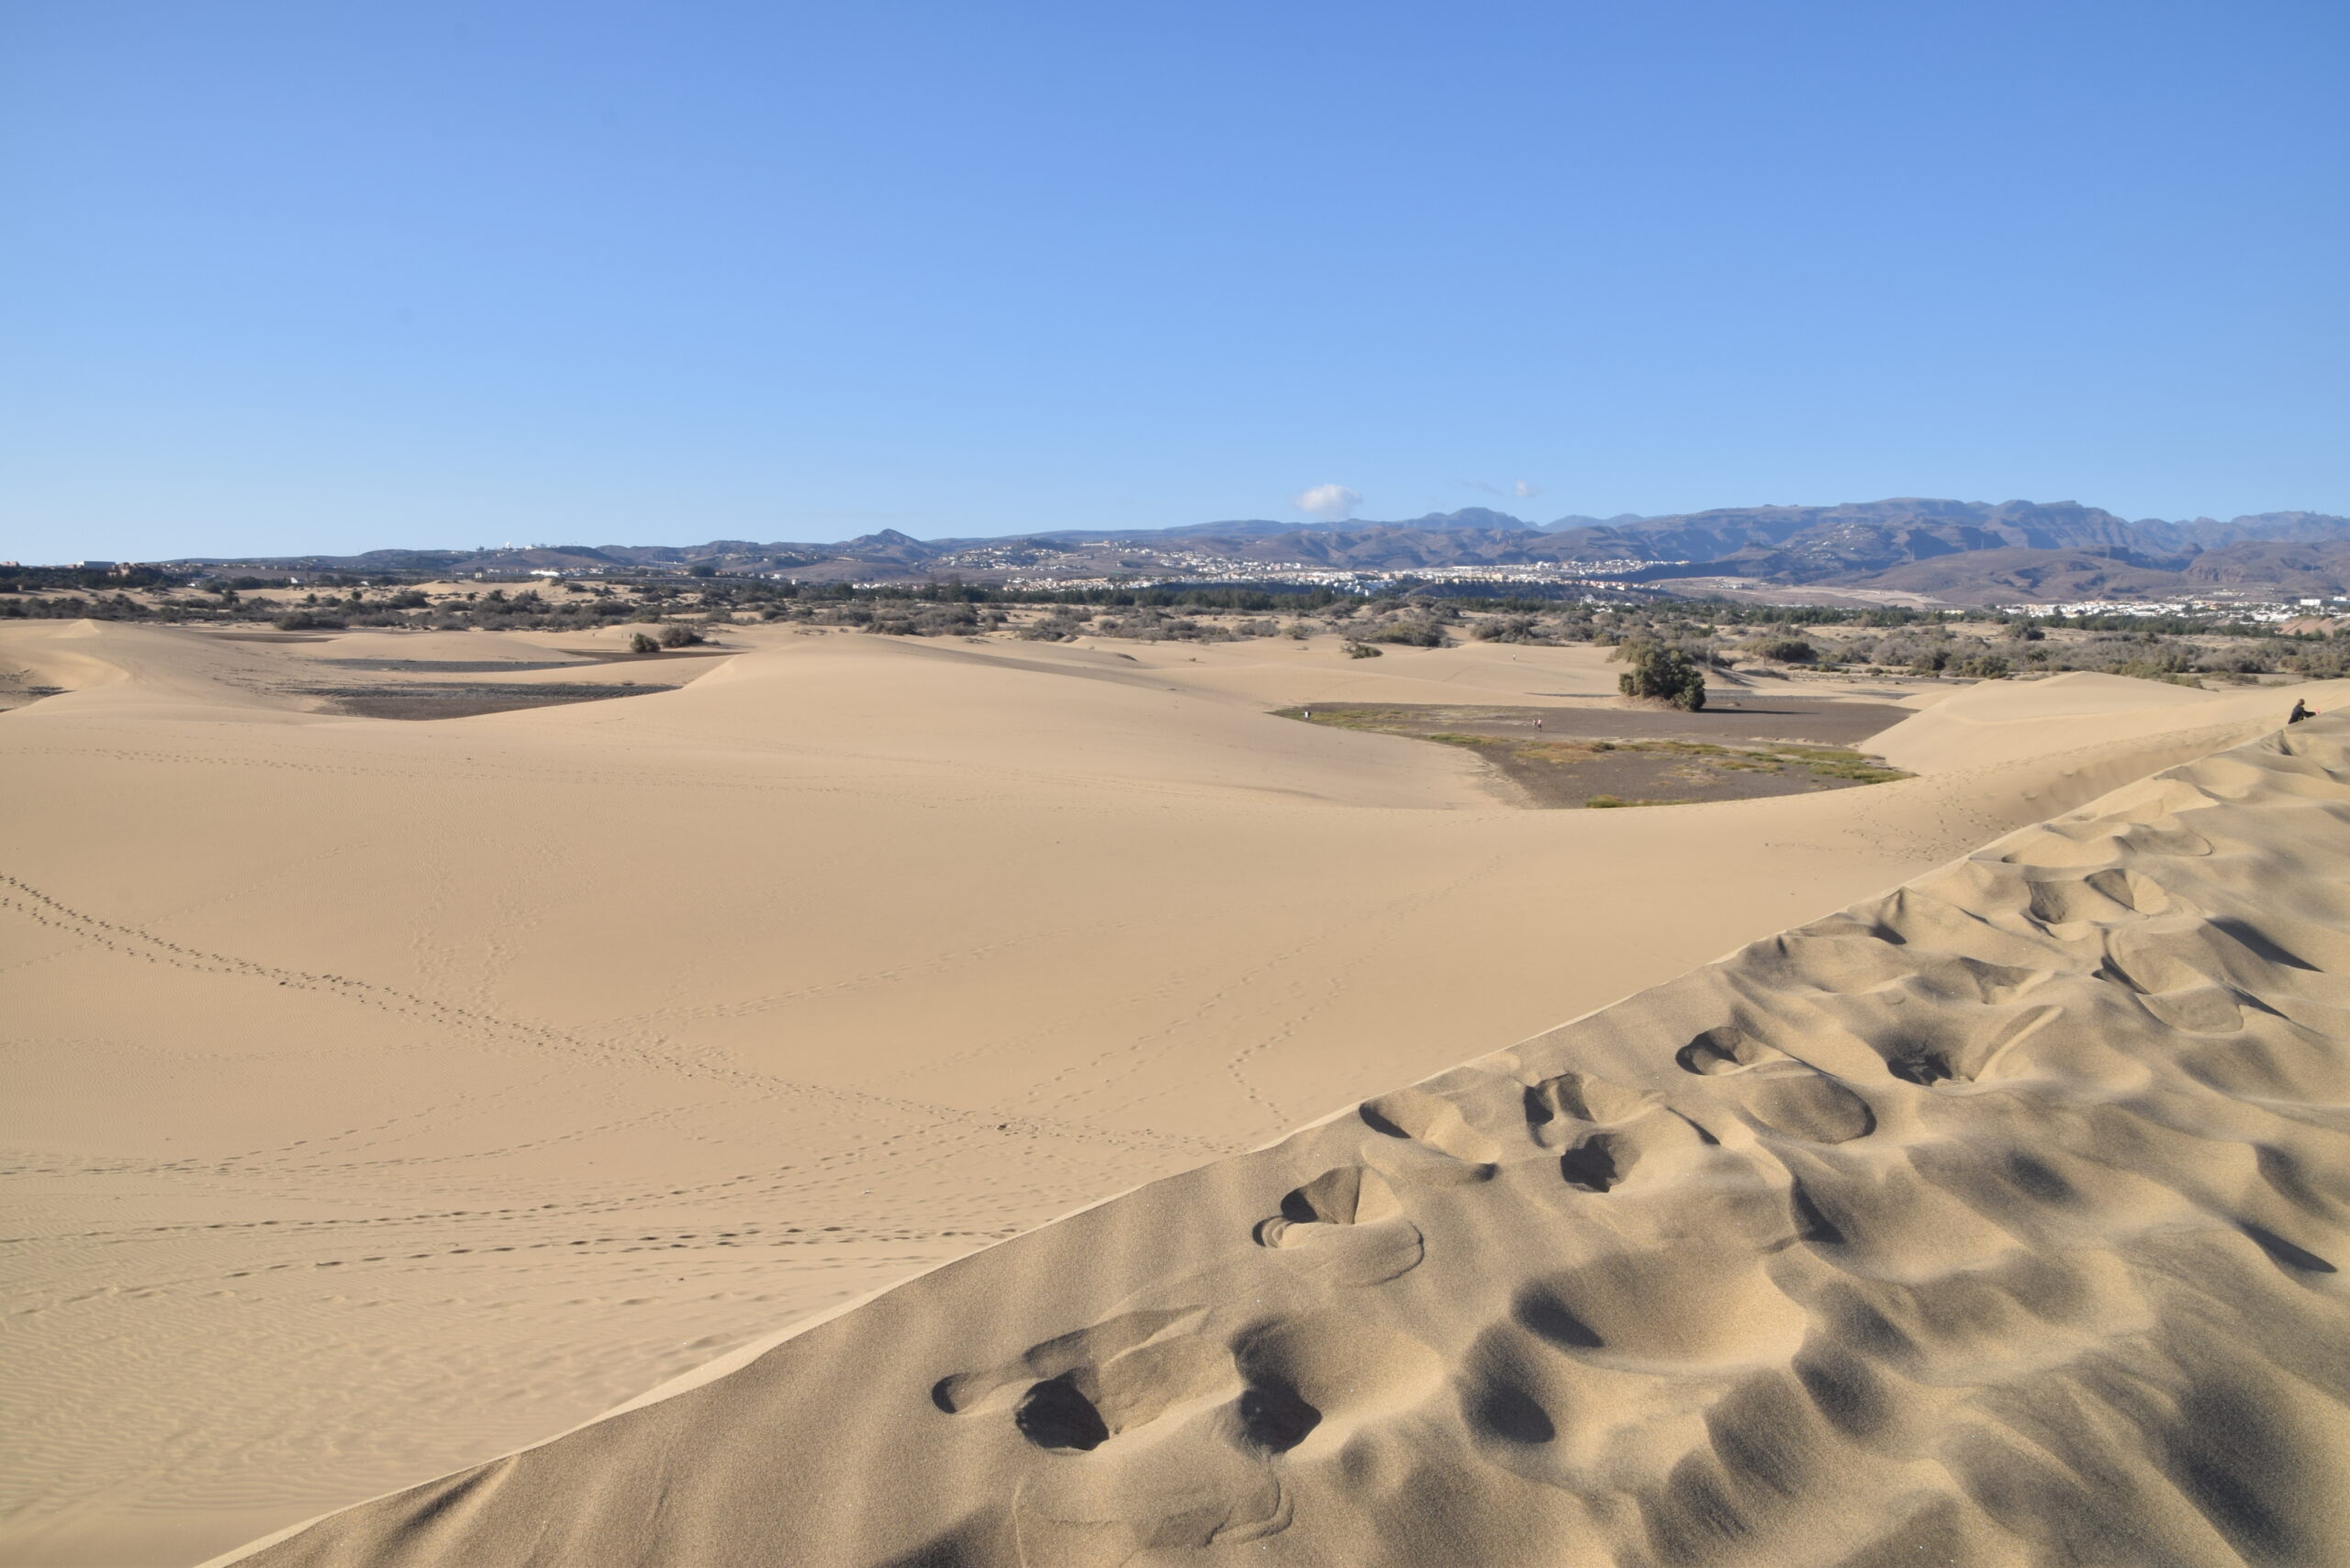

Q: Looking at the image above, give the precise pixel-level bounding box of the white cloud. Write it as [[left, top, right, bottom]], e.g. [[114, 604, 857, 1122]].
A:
[[1513, 479, 1543, 499], [1292, 483, 1362, 520]]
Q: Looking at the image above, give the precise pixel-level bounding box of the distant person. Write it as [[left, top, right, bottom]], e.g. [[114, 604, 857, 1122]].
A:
[[2289, 698, 2313, 724], [1534, 716, 1543, 731]]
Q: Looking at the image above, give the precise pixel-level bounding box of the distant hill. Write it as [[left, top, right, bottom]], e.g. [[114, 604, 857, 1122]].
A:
[[1552, 498, 2162, 575], [159, 497, 2350, 603], [1538, 499, 2350, 602], [1016, 506, 1545, 544], [1819, 538, 2350, 608], [1845, 548, 2206, 606]]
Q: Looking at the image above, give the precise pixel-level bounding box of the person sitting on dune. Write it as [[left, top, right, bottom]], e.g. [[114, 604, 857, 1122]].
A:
[[2289, 698, 2313, 724]]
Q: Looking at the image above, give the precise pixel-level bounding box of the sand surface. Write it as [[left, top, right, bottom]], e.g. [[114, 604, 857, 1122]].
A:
[[2, 623, 2337, 1566]]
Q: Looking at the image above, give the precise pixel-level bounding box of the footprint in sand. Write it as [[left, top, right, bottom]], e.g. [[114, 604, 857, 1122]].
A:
[[997, 1310, 1444, 1566], [1511, 1246, 1808, 1370], [1875, 1004, 2062, 1087], [1518, 1071, 1667, 1192], [1359, 1086, 1503, 1168], [1557, 1131, 1639, 1193], [1523, 1070, 1661, 1145], [932, 1308, 1236, 1451], [1255, 1164, 1399, 1239], [1254, 1164, 1425, 1282], [1676, 1026, 1876, 1143], [934, 1303, 1445, 1567]]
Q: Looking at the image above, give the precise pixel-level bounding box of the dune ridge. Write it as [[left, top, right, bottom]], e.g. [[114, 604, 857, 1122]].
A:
[[214, 712, 2350, 1567]]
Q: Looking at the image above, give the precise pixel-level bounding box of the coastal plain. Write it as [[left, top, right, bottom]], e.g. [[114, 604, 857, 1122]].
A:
[[2, 620, 2340, 1566]]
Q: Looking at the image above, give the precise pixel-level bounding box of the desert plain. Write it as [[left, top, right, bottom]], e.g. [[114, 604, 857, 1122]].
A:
[[5, 617, 2348, 1566]]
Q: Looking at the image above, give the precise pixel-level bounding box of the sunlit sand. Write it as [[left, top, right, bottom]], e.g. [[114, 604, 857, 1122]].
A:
[[3, 620, 2338, 1565]]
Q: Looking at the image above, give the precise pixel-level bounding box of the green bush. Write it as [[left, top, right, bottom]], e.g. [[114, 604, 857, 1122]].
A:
[[658, 623, 705, 647], [628, 631, 661, 654], [1617, 644, 1707, 711], [1344, 641, 1382, 659], [1749, 637, 1817, 664]]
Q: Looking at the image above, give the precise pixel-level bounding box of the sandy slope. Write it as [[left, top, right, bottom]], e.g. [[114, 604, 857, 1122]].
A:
[[1, 622, 2336, 1566], [218, 711, 2350, 1568]]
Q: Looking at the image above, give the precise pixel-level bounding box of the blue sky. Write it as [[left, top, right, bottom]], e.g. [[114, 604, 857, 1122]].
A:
[[4, 0, 2344, 561]]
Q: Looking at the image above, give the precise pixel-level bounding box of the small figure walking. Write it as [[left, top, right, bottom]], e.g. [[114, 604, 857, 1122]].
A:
[[1534, 716, 1543, 732], [2289, 698, 2313, 724]]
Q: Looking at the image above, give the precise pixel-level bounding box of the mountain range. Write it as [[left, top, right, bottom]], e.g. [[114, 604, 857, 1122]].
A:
[[166, 498, 2350, 604]]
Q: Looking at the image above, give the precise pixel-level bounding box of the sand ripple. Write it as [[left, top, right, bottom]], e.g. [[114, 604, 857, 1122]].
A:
[[218, 724, 2350, 1565]]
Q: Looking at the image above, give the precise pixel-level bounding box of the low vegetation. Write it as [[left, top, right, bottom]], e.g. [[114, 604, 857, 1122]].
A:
[[4, 564, 2341, 690]]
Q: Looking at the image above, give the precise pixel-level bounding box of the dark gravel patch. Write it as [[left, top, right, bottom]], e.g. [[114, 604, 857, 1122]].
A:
[[1283, 703, 1909, 809], [1418, 699, 1911, 747], [301, 684, 678, 720], [314, 648, 735, 673]]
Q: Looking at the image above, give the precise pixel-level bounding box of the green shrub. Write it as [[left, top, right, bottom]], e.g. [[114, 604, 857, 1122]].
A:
[[1344, 641, 1382, 659], [1617, 644, 1707, 711], [628, 631, 661, 654], [1749, 637, 1817, 664], [658, 623, 705, 647]]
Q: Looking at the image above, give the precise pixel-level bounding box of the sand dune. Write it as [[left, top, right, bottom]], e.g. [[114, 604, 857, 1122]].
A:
[[3, 622, 2340, 1565], [214, 712, 2350, 1568], [1869, 669, 2244, 773]]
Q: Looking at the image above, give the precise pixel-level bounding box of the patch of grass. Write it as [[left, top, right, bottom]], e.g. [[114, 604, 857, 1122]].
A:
[[1807, 762, 1908, 783], [1751, 745, 1908, 782]]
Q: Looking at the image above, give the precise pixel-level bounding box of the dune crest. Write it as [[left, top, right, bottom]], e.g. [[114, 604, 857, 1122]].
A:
[[218, 715, 2350, 1567]]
